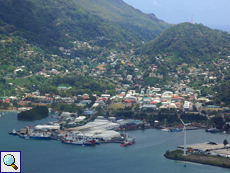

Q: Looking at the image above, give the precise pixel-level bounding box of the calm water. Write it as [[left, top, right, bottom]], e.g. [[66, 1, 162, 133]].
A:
[[1, 111, 230, 173]]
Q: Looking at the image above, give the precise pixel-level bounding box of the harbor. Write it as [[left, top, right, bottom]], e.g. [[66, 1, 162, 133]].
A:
[[1, 111, 230, 173], [9, 114, 141, 146]]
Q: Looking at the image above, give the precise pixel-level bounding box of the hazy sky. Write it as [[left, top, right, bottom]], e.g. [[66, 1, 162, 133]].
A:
[[123, 0, 230, 32]]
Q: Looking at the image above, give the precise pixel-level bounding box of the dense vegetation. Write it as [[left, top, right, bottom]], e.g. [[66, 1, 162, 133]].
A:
[[17, 106, 49, 120], [138, 22, 230, 64], [75, 0, 171, 42], [213, 78, 230, 107], [0, 0, 170, 52]]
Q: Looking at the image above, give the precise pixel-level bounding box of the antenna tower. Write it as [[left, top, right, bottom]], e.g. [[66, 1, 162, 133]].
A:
[[191, 15, 194, 24]]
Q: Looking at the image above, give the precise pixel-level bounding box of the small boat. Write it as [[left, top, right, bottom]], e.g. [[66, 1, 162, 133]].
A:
[[9, 129, 18, 135], [171, 128, 182, 132], [206, 128, 219, 133], [121, 136, 136, 146], [161, 119, 170, 132], [161, 127, 170, 132], [95, 139, 100, 145]]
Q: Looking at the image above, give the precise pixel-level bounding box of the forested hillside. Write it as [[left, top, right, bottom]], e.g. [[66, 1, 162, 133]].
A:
[[0, 0, 170, 52], [75, 0, 171, 42], [138, 23, 230, 64]]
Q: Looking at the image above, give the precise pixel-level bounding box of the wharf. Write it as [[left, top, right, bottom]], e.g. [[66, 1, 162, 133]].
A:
[[178, 142, 230, 151], [100, 141, 122, 143]]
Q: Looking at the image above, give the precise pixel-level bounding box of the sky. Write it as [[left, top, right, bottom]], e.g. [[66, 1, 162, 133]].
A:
[[123, 0, 230, 32]]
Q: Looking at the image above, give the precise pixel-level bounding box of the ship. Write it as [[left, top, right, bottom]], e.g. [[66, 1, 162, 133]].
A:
[[19, 132, 51, 140], [121, 136, 136, 146], [29, 132, 51, 140], [62, 139, 96, 146]]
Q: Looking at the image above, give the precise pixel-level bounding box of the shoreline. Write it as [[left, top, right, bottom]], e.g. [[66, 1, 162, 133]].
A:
[[0, 109, 18, 112], [164, 151, 230, 169]]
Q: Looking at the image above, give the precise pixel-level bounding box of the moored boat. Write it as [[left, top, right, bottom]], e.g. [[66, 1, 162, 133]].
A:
[[121, 136, 136, 146], [170, 128, 182, 132], [62, 139, 95, 146], [206, 128, 219, 133], [9, 128, 18, 135], [161, 127, 170, 132], [19, 132, 51, 140]]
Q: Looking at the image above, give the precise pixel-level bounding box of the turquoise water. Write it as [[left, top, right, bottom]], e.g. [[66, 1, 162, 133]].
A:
[[0, 111, 230, 173]]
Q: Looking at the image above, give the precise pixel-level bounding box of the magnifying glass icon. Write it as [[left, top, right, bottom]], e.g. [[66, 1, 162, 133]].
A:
[[3, 154, 18, 170]]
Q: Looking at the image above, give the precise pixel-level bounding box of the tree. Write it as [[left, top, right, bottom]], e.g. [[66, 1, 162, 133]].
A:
[[223, 139, 228, 149]]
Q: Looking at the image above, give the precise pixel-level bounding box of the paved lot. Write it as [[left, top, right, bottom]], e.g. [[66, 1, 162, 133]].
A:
[[178, 142, 230, 151], [214, 149, 230, 155]]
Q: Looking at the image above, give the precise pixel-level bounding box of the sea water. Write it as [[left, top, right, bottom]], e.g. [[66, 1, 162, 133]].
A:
[[0, 111, 230, 173]]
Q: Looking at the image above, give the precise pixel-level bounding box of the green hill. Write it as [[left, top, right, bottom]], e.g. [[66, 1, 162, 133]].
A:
[[75, 0, 171, 42], [0, 0, 170, 51], [139, 22, 230, 64]]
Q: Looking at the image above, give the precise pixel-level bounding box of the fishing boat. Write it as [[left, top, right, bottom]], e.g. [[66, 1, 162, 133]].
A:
[[9, 129, 18, 135], [121, 135, 136, 146]]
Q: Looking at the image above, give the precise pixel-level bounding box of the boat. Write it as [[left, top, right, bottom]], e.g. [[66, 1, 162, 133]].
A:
[[95, 139, 100, 145], [29, 132, 51, 140], [206, 128, 219, 133], [161, 127, 170, 132], [9, 129, 18, 135], [161, 119, 170, 132], [171, 128, 182, 132], [19, 134, 29, 139], [62, 139, 95, 146], [19, 132, 51, 140], [121, 136, 136, 146]]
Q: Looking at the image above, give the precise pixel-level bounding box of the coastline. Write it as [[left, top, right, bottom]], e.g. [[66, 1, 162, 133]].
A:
[[164, 150, 230, 169], [0, 109, 18, 112]]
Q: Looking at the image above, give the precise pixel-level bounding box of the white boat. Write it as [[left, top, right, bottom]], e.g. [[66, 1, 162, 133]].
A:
[[161, 127, 170, 132], [161, 119, 170, 132]]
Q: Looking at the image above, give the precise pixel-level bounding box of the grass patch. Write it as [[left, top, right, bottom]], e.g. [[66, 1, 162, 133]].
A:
[[108, 103, 126, 110], [7, 76, 42, 86]]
